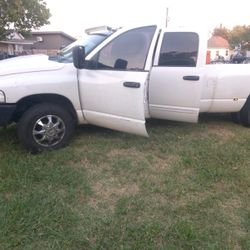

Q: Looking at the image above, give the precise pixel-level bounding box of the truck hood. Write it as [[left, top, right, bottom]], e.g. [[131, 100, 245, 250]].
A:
[[0, 54, 65, 76]]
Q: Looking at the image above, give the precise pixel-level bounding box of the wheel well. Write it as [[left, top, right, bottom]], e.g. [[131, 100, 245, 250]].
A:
[[244, 95, 250, 107], [239, 94, 250, 126], [239, 95, 250, 114], [12, 94, 78, 123]]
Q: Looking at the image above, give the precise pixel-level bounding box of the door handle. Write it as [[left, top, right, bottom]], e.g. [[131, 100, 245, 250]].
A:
[[123, 82, 141, 88], [183, 76, 200, 81]]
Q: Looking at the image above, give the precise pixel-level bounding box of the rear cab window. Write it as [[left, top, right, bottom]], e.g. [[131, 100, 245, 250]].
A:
[[158, 32, 199, 67]]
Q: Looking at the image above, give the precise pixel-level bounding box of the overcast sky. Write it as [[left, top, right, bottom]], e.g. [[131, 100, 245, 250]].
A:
[[41, 0, 250, 38]]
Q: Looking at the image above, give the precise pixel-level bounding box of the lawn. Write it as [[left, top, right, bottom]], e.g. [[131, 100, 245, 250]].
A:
[[0, 114, 249, 249]]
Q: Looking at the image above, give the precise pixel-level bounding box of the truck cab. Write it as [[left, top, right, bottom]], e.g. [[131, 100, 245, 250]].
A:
[[73, 26, 208, 135]]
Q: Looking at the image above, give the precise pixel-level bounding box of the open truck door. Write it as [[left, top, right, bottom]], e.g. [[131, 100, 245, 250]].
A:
[[76, 26, 158, 136]]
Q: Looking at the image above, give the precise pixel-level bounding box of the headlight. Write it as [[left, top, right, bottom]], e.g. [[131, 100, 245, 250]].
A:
[[0, 91, 6, 103]]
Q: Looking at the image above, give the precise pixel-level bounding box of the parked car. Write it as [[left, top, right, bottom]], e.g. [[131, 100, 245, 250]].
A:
[[0, 52, 8, 60], [243, 57, 250, 64], [210, 56, 226, 64], [1, 25, 250, 152], [230, 53, 246, 64]]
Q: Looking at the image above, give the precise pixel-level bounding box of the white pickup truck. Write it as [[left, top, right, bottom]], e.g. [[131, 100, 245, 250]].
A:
[[0, 25, 250, 152]]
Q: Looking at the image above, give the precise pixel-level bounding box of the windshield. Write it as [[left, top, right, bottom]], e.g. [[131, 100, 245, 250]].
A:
[[49, 33, 111, 63]]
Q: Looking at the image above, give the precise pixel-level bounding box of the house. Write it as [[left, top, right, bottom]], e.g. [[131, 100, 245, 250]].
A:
[[207, 36, 231, 61], [0, 32, 35, 59], [24, 31, 76, 55]]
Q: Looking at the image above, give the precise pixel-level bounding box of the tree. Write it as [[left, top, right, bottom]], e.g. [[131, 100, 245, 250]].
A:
[[0, 0, 51, 40], [213, 25, 230, 41], [230, 25, 250, 50], [212, 25, 250, 50]]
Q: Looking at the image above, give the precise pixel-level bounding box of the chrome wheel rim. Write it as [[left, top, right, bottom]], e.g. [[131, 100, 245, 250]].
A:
[[32, 115, 66, 147]]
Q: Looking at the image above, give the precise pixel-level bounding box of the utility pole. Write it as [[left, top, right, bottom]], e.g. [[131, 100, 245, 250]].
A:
[[166, 7, 169, 28]]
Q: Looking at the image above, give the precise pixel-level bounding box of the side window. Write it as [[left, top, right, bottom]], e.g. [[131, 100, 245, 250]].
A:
[[159, 32, 199, 67], [94, 26, 156, 71]]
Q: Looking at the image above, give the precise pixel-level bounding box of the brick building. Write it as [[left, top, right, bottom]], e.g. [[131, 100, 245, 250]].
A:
[[24, 31, 76, 55]]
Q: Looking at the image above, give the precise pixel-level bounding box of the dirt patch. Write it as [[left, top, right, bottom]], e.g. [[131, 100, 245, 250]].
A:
[[108, 148, 179, 173], [88, 177, 139, 212], [150, 155, 180, 173], [219, 197, 246, 237], [108, 148, 145, 160], [172, 180, 230, 208], [207, 125, 235, 142]]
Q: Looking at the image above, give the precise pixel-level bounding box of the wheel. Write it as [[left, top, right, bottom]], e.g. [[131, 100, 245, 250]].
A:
[[239, 98, 250, 127], [17, 103, 75, 152], [231, 112, 241, 124]]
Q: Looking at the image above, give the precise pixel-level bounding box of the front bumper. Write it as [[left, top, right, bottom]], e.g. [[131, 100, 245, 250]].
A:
[[0, 104, 16, 126]]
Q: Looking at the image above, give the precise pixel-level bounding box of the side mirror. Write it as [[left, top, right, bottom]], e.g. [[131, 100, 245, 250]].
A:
[[73, 46, 85, 69]]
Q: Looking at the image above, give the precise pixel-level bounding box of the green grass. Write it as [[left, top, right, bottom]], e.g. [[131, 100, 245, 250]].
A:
[[0, 113, 249, 249]]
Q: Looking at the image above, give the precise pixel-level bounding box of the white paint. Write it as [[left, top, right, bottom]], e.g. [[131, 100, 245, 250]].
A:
[[0, 55, 63, 76], [77, 68, 149, 136]]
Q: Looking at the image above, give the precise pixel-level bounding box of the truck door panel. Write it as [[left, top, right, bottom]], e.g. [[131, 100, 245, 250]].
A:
[[149, 31, 202, 123], [78, 26, 157, 136]]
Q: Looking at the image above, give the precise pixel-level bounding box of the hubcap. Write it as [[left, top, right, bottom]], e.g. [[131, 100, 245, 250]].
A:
[[32, 115, 66, 147]]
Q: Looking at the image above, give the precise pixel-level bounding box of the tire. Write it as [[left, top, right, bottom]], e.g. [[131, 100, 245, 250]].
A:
[[239, 98, 250, 127], [17, 103, 75, 152], [231, 112, 241, 124]]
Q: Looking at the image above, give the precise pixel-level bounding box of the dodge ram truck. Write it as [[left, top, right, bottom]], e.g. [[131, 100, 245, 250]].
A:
[[0, 25, 250, 152]]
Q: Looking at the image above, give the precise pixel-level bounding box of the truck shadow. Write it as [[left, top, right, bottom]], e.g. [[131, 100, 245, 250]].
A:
[[0, 113, 236, 150], [147, 112, 232, 128], [75, 113, 234, 135]]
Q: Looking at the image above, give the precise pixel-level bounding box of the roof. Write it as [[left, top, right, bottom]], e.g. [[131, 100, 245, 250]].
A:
[[0, 39, 35, 45], [7, 32, 24, 40], [0, 31, 36, 45], [208, 36, 229, 49], [31, 31, 76, 41]]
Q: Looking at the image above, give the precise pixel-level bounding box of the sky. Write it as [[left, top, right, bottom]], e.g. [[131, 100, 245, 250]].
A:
[[41, 0, 250, 38]]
